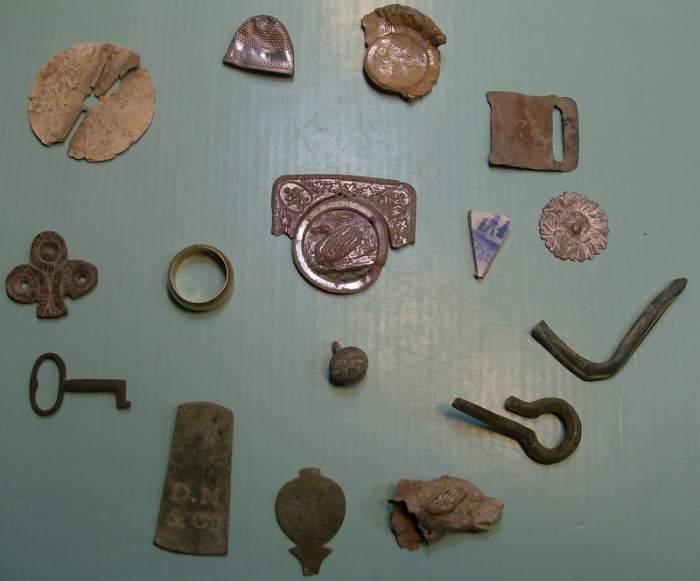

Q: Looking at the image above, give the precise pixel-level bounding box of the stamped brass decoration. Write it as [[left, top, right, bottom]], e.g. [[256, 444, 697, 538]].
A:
[[487, 91, 579, 171], [275, 468, 346, 576], [362, 4, 446, 101], [224, 15, 294, 75], [272, 175, 416, 294], [154, 402, 234, 556], [6, 231, 97, 319], [539, 192, 608, 261]]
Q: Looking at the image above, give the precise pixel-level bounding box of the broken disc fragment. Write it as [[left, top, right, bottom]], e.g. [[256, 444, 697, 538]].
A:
[[154, 402, 233, 556], [224, 15, 294, 75], [275, 468, 346, 576], [362, 4, 446, 101], [487, 91, 579, 171], [390, 476, 503, 550], [29, 43, 155, 162], [539, 192, 608, 261], [469, 211, 510, 279]]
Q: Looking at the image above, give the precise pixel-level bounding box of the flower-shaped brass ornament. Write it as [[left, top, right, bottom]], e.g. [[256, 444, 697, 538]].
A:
[[361, 4, 446, 101], [272, 175, 416, 294], [539, 192, 608, 261], [6, 231, 97, 319]]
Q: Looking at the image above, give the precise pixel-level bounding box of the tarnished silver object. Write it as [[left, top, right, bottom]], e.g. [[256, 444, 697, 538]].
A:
[[390, 476, 504, 551], [154, 402, 234, 555], [539, 192, 608, 261], [224, 15, 294, 76], [272, 175, 416, 294]]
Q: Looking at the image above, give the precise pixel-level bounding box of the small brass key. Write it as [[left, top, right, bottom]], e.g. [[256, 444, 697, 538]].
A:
[[29, 352, 131, 416]]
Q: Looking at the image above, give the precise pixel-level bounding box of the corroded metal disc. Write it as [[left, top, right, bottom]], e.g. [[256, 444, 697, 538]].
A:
[[361, 5, 446, 101], [28, 43, 155, 162], [154, 402, 234, 555]]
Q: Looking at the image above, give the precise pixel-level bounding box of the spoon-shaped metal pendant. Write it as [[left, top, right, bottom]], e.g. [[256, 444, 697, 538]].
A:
[[223, 15, 294, 76], [275, 468, 346, 576]]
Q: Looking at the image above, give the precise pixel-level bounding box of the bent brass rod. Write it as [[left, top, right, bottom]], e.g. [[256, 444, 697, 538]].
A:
[[531, 277, 687, 381], [451, 396, 581, 465]]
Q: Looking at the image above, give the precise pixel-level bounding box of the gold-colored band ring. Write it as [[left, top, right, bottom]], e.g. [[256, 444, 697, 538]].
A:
[[167, 244, 233, 312]]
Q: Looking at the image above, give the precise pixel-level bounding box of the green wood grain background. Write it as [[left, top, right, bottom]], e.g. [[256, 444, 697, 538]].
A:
[[1, 1, 699, 580]]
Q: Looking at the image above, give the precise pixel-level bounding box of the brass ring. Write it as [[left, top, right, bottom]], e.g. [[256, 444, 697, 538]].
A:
[[167, 244, 233, 312]]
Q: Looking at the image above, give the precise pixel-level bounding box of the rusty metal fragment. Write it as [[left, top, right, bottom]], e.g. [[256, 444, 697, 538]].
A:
[[539, 192, 608, 261], [487, 91, 579, 171], [390, 476, 503, 550], [154, 402, 234, 556], [29, 43, 155, 162], [275, 468, 346, 576], [29, 352, 130, 417], [329, 342, 368, 386], [451, 396, 582, 465], [223, 15, 294, 75], [6, 231, 97, 319], [362, 4, 446, 101], [272, 175, 416, 294], [532, 277, 688, 381]]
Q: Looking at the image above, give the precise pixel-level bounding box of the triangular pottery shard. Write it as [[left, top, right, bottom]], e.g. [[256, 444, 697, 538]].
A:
[[275, 468, 346, 576], [154, 402, 233, 556], [362, 4, 446, 101], [469, 211, 511, 278], [223, 15, 294, 75]]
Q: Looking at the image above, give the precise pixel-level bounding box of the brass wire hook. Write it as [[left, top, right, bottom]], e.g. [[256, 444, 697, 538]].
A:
[[532, 278, 687, 381], [451, 396, 582, 465]]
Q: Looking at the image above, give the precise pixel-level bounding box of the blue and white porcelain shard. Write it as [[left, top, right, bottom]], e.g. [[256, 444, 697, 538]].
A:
[[469, 211, 511, 279]]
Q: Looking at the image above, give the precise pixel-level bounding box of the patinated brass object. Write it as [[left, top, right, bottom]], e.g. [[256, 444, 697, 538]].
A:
[[329, 342, 368, 386], [167, 244, 233, 312], [275, 468, 346, 576], [272, 175, 416, 294], [6, 231, 97, 319], [154, 402, 234, 555], [451, 396, 582, 465], [390, 475, 504, 551], [487, 91, 579, 171], [223, 15, 294, 75], [532, 277, 687, 381], [29, 353, 130, 417], [362, 4, 446, 101]]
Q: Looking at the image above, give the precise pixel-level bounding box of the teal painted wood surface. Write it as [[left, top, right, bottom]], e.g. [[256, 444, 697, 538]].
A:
[[1, 1, 699, 579]]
